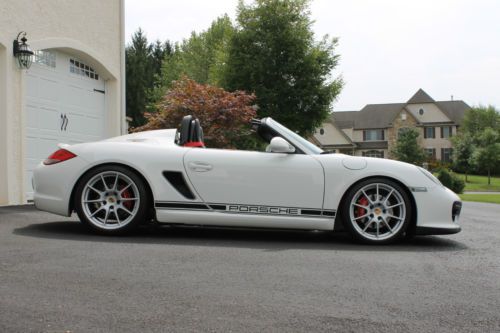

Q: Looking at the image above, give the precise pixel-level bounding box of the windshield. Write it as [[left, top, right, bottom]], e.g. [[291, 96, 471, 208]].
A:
[[267, 118, 324, 155]]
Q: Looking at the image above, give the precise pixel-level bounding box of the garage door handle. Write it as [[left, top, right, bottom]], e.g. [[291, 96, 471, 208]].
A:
[[60, 114, 68, 131], [188, 162, 213, 172]]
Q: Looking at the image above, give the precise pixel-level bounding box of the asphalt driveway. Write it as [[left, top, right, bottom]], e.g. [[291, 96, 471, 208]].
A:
[[0, 202, 499, 332]]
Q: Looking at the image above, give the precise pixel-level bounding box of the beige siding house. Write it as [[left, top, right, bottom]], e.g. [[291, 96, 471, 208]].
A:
[[0, 0, 125, 206], [313, 89, 470, 161]]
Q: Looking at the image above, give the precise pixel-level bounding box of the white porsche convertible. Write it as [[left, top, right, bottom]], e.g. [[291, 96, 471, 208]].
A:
[[33, 115, 462, 244]]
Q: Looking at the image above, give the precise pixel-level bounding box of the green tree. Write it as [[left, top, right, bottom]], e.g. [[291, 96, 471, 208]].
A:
[[155, 15, 234, 91], [151, 40, 173, 75], [451, 104, 499, 178], [470, 128, 500, 185], [224, 0, 343, 135], [462, 105, 500, 138], [452, 133, 475, 182], [126, 29, 173, 127], [391, 128, 426, 165]]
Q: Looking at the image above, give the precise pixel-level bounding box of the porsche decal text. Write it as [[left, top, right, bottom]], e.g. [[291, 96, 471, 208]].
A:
[[227, 205, 299, 215]]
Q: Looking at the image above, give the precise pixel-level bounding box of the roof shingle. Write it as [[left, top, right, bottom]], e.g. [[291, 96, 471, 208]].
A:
[[435, 100, 470, 125], [407, 88, 435, 104], [329, 90, 471, 129], [332, 103, 405, 129]]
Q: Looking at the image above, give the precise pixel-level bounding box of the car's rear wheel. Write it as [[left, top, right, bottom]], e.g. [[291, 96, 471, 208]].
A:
[[74, 165, 150, 234], [341, 178, 412, 244]]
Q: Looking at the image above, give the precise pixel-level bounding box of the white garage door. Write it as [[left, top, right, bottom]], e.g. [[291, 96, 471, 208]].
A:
[[24, 50, 106, 201]]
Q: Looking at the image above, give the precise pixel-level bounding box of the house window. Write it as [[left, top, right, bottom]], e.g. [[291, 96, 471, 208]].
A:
[[401, 112, 407, 120], [362, 150, 384, 158], [441, 148, 453, 163], [441, 126, 452, 139], [70, 58, 99, 80], [419, 108, 424, 115], [34, 50, 56, 68], [363, 129, 384, 141], [424, 127, 435, 139], [424, 148, 436, 159], [319, 128, 325, 135]]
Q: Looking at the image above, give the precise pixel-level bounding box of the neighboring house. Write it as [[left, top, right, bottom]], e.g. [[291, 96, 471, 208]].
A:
[[312, 89, 470, 161], [0, 1, 125, 206]]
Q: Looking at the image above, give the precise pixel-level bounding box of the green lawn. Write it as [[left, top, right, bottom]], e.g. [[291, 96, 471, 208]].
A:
[[459, 193, 500, 205], [457, 173, 500, 192]]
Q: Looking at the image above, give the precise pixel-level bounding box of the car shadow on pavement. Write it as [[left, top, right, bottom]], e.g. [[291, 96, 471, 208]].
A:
[[13, 220, 468, 252]]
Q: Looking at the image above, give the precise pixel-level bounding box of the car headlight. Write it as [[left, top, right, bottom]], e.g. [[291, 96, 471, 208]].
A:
[[417, 167, 443, 186]]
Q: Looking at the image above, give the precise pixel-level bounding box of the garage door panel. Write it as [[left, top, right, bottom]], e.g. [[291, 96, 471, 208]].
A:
[[24, 50, 106, 201], [38, 107, 61, 132], [65, 85, 87, 108], [68, 139, 85, 145], [25, 135, 58, 169], [25, 135, 58, 193], [65, 112, 87, 135], [38, 78, 59, 102], [90, 91, 105, 111], [25, 136, 41, 161], [83, 116, 104, 137], [25, 104, 39, 129], [37, 136, 60, 158]]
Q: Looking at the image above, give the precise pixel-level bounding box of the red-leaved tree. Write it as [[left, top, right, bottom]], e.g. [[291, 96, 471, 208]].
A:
[[133, 77, 256, 148]]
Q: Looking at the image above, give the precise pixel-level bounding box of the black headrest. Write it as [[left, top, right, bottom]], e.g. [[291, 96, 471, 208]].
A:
[[177, 115, 204, 146], [191, 118, 203, 142], [179, 115, 193, 145]]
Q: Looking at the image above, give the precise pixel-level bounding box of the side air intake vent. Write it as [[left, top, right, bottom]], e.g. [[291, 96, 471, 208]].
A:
[[162, 171, 196, 200]]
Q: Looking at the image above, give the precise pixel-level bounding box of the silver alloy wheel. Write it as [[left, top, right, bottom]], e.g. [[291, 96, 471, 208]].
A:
[[349, 183, 406, 241], [81, 171, 140, 230]]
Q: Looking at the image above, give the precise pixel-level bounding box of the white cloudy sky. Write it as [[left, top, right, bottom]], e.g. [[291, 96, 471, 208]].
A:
[[125, 0, 500, 111]]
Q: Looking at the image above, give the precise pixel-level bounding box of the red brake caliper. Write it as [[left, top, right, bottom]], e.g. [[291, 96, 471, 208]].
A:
[[356, 196, 369, 218], [120, 186, 134, 210]]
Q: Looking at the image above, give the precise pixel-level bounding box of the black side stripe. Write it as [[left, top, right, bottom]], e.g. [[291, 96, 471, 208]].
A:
[[155, 201, 336, 218], [209, 204, 226, 210], [155, 202, 209, 210], [301, 209, 322, 216]]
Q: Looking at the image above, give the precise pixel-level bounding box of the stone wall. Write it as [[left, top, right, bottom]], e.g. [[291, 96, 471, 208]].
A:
[[386, 109, 421, 159]]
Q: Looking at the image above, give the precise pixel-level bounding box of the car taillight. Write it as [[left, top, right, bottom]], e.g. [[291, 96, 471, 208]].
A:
[[43, 149, 77, 165]]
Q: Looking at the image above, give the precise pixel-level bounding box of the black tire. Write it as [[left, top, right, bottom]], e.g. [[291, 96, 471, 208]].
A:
[[74, 165, 151, 235], [340, 177, 413, 244]]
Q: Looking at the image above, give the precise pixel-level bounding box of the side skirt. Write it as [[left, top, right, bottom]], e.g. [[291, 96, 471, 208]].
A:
[[154, 201, 336, 231]]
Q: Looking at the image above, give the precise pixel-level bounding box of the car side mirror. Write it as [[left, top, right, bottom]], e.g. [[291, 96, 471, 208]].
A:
[[268, 137, 296, 153]]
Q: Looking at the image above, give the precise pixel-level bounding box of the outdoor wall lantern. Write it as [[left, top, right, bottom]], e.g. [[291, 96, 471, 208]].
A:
[[13, 31, 34, 69]]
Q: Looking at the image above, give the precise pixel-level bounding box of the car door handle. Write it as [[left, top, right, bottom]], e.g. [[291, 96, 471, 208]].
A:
[[188, 162, 213, 172]]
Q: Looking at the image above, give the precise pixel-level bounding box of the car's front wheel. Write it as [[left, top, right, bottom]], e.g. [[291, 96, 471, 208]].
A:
[[74, 165, 150, 235], [341, 178, 412, 244]]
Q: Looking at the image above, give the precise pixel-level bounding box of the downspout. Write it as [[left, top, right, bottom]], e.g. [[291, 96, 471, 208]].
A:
[[120, 0, 126, 134]]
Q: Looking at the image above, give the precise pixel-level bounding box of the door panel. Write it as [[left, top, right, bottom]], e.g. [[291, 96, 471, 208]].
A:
[[183, 149, 324, 209]]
